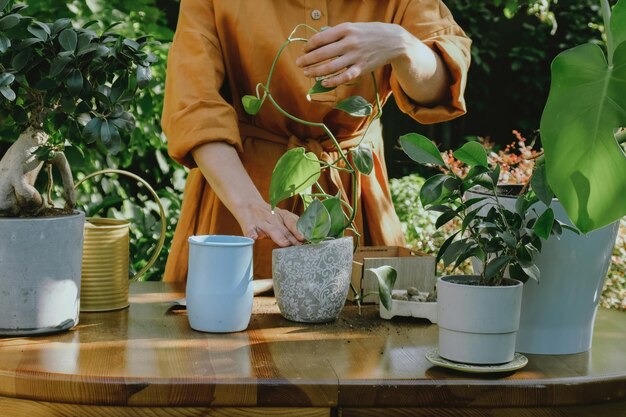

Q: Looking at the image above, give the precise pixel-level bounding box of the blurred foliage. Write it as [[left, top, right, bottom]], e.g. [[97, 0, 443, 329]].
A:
[[2, 0, 182, 281], [383, 0, 612, 178]]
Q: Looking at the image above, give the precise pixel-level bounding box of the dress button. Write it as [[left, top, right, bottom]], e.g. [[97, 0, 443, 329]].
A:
[[311, 9, 322, 20]]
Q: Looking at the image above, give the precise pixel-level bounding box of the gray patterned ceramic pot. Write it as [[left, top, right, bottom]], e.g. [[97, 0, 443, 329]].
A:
[[272, 236, 353, 323]]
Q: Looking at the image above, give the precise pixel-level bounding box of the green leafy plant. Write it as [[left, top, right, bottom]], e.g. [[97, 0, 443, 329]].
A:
[[540, 0, 626, 233], [241, 24, 381, 244], [372, 135, 570, 309], [402, 136, 569, 281], [0, 0, 156, 216]]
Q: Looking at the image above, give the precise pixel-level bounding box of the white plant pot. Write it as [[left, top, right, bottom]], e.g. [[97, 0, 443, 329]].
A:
[[0, 211, 85, 335], [437, 275, 523, 365], [186, 235, 254, 333], [466, 190, 619, 354], [272, 236, 353, 323]]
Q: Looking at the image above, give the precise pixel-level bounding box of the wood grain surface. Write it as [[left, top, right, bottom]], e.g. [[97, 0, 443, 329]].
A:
[[0, 281, 624, 417]]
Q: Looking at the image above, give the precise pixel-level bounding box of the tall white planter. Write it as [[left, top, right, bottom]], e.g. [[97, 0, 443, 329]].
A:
[[272, 236, 353, 323], [437, 276, 523, 365], [516, 203, 618, 354], [0, 212, 85, 335], [466, 190, 619, 354]]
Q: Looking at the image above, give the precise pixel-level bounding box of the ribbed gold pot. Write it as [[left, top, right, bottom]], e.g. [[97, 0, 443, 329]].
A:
[[81, 218, 131, 312], [76, 169, 166, 313]]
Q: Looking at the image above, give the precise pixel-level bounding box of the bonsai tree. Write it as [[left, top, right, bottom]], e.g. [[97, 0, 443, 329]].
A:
[[0, 1, 155, 217], [241, 24, 380, 245]]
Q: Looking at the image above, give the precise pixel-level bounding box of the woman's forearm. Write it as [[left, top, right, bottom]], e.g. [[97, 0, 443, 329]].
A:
[[192, 142, 265, 221], [191, 142, 303, 246], [390, 26, 450, 106]]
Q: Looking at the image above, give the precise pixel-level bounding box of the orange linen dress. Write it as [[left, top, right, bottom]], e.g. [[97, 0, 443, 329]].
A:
[[162, 0, 471, 282]]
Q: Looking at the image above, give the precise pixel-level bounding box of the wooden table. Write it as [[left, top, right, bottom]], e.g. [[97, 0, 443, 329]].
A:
[[1, 282, 625, 417]]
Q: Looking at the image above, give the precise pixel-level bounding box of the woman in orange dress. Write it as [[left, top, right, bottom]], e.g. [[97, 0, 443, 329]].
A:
[[162, 0, 471, 282]]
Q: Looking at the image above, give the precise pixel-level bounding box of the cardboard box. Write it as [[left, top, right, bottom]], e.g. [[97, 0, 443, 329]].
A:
[[350, 246, 436, 304]]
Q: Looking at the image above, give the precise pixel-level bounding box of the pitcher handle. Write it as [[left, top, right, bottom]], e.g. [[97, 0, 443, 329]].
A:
[[74, 169, 166, 282]]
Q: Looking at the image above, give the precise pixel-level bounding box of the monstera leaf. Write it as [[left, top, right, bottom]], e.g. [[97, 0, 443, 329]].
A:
[[540, 0, 626, 233]]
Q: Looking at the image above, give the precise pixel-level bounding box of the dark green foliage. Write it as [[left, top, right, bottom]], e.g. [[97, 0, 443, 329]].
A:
[[0, 2, 156, 156], [401, 134, 566, 286], [0, 0, 177, 281]]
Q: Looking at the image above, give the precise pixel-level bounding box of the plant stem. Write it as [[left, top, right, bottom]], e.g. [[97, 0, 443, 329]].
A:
[[601, 0, 614, 66], [45, 162, 54, 207]]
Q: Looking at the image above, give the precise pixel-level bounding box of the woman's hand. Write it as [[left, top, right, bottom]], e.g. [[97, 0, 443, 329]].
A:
[[238, 202, 305, 247], [296, 22, 408, 87], [295, 22, 449, 105], [192, 142, 304, 248]]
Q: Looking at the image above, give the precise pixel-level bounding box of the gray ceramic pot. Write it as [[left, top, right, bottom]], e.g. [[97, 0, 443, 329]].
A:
[[0, 211, 85, 335], [272, 236, 353, 323]]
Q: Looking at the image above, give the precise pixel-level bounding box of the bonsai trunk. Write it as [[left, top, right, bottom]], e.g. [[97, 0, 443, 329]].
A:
[[0, 127, 75, 217]]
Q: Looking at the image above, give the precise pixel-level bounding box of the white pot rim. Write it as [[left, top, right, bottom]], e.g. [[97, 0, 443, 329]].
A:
[[188, 235, 254, 247], [439, 275, 522, 289]]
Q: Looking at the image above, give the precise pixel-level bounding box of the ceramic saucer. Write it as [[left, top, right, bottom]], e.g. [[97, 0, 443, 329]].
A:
[[425, 348, 528, 373]]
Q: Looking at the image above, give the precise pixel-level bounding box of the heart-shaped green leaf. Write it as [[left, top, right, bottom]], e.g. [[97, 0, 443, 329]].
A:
[[352, 144, 374, 175], [540, 40, 626, 232], [367, 265, 397, 311], [297, 198, 331, 243], [400, 133, 446, 167], [242, 95, 263, 115], [307, 79, 336, 99], [322, 195, 348, 238], [453, 141, 489, 168], [269, 147, 321, 208], [334, 95, 372, 117]]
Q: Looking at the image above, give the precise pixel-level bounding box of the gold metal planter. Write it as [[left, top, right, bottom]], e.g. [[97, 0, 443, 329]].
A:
[[76, 169, 166, 312]]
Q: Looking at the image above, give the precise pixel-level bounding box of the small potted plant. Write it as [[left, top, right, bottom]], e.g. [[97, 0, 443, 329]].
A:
[[241, 25, 379, 323], [375, 134, 565, 364], [0, 1, 155, 335]]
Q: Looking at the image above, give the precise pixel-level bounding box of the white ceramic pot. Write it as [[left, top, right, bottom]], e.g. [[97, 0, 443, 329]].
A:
[[437, 275, 523, 365], [272, 236, 353, 323], [466, 190, 619, 354], [187, 235, 254, 333], [0, 211, 85, 336]]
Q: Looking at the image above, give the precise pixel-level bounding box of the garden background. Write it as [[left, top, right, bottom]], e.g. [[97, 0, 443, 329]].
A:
[[1, 0, 623, 309]]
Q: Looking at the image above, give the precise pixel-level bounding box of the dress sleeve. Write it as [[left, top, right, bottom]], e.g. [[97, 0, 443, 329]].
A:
[[391, 0, 472, 124], [162, 0, 241, 168]]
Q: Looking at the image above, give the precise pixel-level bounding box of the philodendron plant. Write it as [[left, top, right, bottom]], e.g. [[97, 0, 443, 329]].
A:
[[0, 1, 155, 217], [371, 135, 573, 311], [241, 24, 380, 244], [540, 0, 626, 233]]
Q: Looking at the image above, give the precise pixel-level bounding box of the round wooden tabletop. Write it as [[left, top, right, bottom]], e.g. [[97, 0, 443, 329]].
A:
[[0, 281, 625, 416]]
